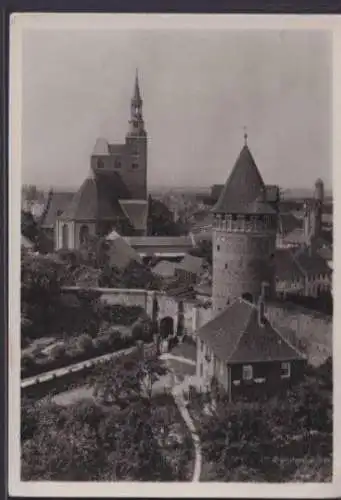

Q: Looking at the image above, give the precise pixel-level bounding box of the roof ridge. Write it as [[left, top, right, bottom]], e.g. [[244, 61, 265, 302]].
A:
[[227, 299, 255, 361], [267, 319, 307, 360]]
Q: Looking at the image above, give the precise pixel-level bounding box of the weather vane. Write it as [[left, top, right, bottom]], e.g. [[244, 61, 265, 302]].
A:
[[243, 126, 248, 145]]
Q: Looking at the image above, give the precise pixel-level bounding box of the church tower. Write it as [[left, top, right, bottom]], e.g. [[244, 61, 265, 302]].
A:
[[211, 135, 278, 313], [125, 70, 148, 199]]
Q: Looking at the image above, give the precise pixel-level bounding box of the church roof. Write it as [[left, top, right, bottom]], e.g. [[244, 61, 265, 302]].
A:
[[93, 138, 110, 156], [119, 200, 148, 231], [61, 178, 98, 221], [40, 191, 75, 228], [212, 144, 275, 215], [197, 297, 305, 364]]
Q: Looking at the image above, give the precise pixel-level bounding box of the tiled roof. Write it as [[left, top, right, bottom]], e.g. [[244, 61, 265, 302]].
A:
[[152, 260, 178, 277], [197, 298, 305, 364], [175, 254, 205, 275], [294, 246, 332, 277], [60, 171, 132, 222], [275, 248, 304, 282], [119, 200, 148, 231], [212, 145, 275, 215], [124, 236, 194, 248], [39, 191, 75, 228], [105, 230, 142, 269], [282, 228, 307, 246], [60, 178, 98, 221]]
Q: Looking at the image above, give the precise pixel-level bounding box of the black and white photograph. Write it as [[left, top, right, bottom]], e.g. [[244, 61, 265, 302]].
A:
[[9, 13, 338, 497]]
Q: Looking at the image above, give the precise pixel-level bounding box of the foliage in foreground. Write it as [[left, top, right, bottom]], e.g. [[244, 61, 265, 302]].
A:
[[194, 360, 333, 482], [21, 355, 194, 481]]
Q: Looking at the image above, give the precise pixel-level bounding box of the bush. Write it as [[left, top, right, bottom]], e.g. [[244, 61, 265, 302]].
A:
[[49, 343, 67, 361], [76, 334, 93, 353], [21, 353, 36, 373]]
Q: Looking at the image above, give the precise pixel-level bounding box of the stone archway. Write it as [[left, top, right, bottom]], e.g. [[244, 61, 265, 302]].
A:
[[159, 316, 174, 339]]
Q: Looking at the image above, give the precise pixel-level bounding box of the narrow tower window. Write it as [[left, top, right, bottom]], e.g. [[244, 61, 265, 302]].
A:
[[132, 163, 139, 169], [97, 158, 104, 169]]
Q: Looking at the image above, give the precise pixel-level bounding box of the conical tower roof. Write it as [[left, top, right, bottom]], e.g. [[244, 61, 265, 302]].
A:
[[212, 144, 275, 215]]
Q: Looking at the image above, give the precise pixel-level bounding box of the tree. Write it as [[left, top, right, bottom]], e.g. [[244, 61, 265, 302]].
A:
[[189, 239, 212, 265], [21, 254, 66, 340], [198, 370, 332, 482]]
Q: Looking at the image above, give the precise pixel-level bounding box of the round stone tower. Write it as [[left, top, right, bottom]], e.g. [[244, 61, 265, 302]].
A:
[[212, 136, 278, 313]]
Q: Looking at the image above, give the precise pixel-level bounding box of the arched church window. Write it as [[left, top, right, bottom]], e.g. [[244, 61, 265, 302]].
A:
[[79, 224, 90, 245], [62, 224, 69, 249]]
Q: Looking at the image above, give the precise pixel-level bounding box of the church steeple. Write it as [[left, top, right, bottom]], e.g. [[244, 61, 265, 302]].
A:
[[127, 69, 146, 137]]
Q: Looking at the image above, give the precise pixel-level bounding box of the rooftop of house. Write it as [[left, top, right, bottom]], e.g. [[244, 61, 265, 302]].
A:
[[105, 230, 142, 270], [175, 254, 205, 275], [294, 246, 332, 278], [197, 297, 306, 365], [152, 260, 179, 277]]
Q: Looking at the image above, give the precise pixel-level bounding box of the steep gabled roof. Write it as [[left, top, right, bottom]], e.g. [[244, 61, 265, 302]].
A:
[[40, 191, 75, 227], [197, 298, 305, 364], [119, 200, 148, 231], [60, 178, 98, 221], [212, 145, 275, 215]]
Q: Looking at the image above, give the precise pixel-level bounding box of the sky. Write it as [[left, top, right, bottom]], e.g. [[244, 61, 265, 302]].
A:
[[21, 27, 332, 191]]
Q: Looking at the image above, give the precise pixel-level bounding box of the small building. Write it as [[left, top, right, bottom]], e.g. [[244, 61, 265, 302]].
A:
[[124, 235, 195, 260], [196, 294, 306, 401]]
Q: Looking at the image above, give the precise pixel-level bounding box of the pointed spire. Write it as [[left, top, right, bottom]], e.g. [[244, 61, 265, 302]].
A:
[[133, 68, 142, 103]]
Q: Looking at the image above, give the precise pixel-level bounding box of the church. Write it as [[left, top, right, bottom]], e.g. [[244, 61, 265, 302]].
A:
[[51, 71, 149, 251]]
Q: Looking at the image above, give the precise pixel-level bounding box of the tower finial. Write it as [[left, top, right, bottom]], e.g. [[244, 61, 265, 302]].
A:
[[243, 126, 248, 146], [133, 68, 141, 103]]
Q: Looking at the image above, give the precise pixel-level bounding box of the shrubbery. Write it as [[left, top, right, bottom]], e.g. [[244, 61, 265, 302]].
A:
[[21, 317, 155, 379], [193, 359, 333, 482]]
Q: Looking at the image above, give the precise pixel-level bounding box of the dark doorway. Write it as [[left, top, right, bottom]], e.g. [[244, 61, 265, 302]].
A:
[[242, 293, 253, 303], [159, 316, 174, 339]]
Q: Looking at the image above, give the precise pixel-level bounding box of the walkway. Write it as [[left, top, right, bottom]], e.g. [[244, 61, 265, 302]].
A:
[[159, 352, 196, 366], [21, 344, 144, 389], [171, 373, 202, 482]]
